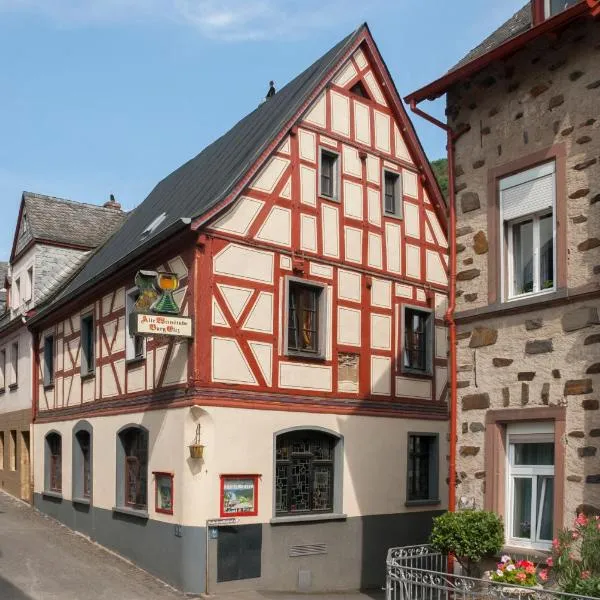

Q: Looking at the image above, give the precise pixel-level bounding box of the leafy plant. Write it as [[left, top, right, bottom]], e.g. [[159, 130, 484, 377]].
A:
[[429, 510, 504, 576], [491, 556, 538, 587], [545, 513, 600, 598], [430, 158, 449, 198]]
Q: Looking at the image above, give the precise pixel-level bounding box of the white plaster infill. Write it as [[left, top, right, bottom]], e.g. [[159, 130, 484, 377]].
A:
[[270, 513, 347, 525]]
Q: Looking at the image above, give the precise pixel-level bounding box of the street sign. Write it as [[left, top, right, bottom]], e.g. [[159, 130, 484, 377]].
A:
[[206, 518, 240, 527]]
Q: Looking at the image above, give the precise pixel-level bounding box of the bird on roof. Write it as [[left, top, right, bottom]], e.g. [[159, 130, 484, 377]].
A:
[[266, 81, 276, 99]]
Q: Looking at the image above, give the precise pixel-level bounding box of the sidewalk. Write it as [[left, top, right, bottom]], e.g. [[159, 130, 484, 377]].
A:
[[204, 591, 384, 599]]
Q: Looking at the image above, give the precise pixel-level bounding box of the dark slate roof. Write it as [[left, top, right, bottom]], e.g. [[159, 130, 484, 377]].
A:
[[450, 4, 532, 71], [31, 25, 364, 323], [21, 192, 129, 251]]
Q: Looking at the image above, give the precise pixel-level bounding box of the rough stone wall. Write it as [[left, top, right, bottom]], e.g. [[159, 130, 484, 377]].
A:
[[449, 18, 600, 308], [448, 18, 600, 521]]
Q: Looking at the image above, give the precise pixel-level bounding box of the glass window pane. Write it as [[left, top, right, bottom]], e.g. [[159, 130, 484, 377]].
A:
[[537, 476, 554, 541], [513, 219, 534, 295], [549, 0, 579, 16], [514, 442, 554, 466], [539, 214, 554, 290], [513, 477, 532, 539]]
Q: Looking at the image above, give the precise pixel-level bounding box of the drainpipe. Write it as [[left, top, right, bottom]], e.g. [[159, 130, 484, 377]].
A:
[[409, 100, 468, 514]]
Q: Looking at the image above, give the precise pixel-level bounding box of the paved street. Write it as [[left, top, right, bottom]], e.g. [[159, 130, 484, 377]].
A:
[[0, 492, 382, 600]]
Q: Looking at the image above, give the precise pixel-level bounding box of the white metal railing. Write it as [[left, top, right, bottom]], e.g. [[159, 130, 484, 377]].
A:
[[386, 545, 597, 600]]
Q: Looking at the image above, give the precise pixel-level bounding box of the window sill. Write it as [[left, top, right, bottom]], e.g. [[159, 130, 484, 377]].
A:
[[401, 369, 433, 379], [125, 356, 146, 367], [270, 513, 347, 525], [384, 211, 403, 221], [405, 498, 441, 507], [319, 194, 340, 203], [80, 372, 95, 382], [42, 490, 63, 500], [43, 383, 55, 391], [73, 497, 91, 506], [285, 351, 326, 362], [502, 544, 550, 558], [8, 383, 18, 391], [112, 506, 149, 520]]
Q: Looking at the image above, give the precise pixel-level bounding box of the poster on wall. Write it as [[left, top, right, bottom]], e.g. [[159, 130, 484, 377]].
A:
[[154, 472, 174, 515], [220, 475, 259, 517]]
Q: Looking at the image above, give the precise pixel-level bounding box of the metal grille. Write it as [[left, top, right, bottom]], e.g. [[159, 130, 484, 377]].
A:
[[386, 545, 597, 600], [289, 543, 328, 557]]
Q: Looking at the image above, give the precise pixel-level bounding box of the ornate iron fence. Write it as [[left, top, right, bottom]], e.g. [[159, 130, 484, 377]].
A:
[[386, 545, 596, 600]]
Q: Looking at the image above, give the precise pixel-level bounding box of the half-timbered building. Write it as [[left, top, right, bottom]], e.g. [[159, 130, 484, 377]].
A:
[[30, 24, 449, 595]]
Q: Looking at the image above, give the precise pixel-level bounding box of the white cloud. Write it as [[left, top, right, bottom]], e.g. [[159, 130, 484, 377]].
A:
[[0, 0, 371, 41]]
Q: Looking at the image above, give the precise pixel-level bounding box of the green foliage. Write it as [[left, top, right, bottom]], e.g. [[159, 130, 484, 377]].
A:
[[430, 158, 449, 198], [429, 510, 504, 575], [547, 513, 600, 598], [491, 557, 538, 587]]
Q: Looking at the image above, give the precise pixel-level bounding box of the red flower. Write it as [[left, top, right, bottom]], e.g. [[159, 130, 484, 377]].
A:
[[539, 569, 549, 582], [575, 513, 588, 527], [516, 572, 527, 582], [546, 557, 553, 567], [582, 571, 591, 580]]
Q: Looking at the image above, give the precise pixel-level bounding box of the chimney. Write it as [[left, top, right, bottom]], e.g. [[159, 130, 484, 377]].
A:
[[103, 193, 121, 210]]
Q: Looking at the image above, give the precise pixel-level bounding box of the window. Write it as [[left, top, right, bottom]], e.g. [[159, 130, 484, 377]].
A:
[[117, 427, 148, 510], [125, 288, 145, 361], [545, 0, 579, 17], [403, 307, 433, 374], [349, 81, 370, 99], [383, 170, 403, 218], [10, 342, 18, 387], [21, 213, 28, 236], [9, 430, 16, 471], [319, 149, 339, 200], [501, 162, 555, 300], [81, 314, 95, 376], [43, 336, 54, 387], [45, 432, 62, 493], [506, 422, 555, 549], [275, 429, 340, 516], [73, 425, 92, 500], [13, 278, 20, 308], [26, 267, 33, 302], [407, 434, 439, 503], [286, 279, 326, 357], [0, 349, 5, 392]]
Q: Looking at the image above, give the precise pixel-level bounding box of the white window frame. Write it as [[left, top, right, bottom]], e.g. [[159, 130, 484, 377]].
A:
[[10, 341, 18, 387], [318, 147, 340, 201], [13, 278, 20, 309], [283, 276, 328, 360], [125, 287, 146, 361], [500, 162, 556, 302], [382, 168, 403, 219], [505, 422, 555, 551]]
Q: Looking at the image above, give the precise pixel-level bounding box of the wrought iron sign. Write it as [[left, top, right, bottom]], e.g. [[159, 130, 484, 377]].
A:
[[129, 270, 193, 339]]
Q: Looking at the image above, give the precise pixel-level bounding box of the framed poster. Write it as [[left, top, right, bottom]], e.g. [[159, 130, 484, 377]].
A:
[[220, 475, 259, 517], [154, 472, 174, 515]]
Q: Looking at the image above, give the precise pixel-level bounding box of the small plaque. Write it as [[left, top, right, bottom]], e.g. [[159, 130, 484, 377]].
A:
[[130, 313, 193, 338]]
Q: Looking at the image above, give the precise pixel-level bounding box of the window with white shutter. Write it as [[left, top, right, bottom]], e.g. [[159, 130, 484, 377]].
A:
[[500, 162, 556, 300]]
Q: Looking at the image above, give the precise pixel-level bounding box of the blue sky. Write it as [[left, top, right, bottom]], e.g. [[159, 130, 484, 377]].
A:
[[0, 0, 526, 258]]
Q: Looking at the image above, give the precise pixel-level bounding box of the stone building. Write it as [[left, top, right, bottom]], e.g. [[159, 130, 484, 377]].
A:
[[29, 24, 450, 595], [406, 0, 600, 553], [0, 192, 126, 502]]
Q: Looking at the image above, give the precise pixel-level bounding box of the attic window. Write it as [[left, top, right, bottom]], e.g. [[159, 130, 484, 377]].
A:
[[21, 213, 28, 237], [350, 81, 370, 99], [545, 0, 579, 17], [140, 212, 167, 240]]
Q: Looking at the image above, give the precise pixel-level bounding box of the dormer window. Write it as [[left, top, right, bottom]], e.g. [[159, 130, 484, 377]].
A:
[[545, 0, 579, 17], [21, 213, 28, 237]]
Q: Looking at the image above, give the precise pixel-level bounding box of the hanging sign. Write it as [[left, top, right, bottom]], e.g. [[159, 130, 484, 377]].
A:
[[130, 270, 193, 338]]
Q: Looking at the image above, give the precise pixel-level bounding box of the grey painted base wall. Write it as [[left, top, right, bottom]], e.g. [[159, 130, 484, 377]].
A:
[[33, 494, 206, 594], [34, 493, 441, 595]]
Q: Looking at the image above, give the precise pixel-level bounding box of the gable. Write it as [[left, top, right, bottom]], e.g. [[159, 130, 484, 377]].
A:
[[207, 41, 447, 288]]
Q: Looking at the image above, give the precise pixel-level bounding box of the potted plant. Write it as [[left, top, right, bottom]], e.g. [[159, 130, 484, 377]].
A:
[[189, 424, 204, 459], [490, 556, 544, 599], [430, 510, 504, 578]]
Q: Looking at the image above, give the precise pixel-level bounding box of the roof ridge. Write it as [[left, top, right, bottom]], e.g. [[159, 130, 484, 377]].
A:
[[23, 191, 128, 213]]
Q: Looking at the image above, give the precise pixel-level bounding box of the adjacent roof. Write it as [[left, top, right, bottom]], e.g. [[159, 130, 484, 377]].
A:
[[450, 4, 532, 71], [405, 0, 594, 104], [15, 192, 129, 258]]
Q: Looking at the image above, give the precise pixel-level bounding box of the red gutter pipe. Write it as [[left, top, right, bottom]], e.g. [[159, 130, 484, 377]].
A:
[[409, 99, 469, 515]]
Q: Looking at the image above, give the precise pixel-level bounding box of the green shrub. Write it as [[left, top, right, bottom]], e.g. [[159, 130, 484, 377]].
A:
[[429, 510, 505, 575]]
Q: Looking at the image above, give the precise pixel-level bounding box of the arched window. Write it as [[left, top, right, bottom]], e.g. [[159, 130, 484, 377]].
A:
[[275, 429, 341, 516], [117, 426, 148, 510], [45, 432, 62, 493], [73, 422, 92, 501]]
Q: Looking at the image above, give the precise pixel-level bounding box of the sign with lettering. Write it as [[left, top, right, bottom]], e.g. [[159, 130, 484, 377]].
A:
[[220, 475, 259, 518], [130, 313, 193, 338]]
